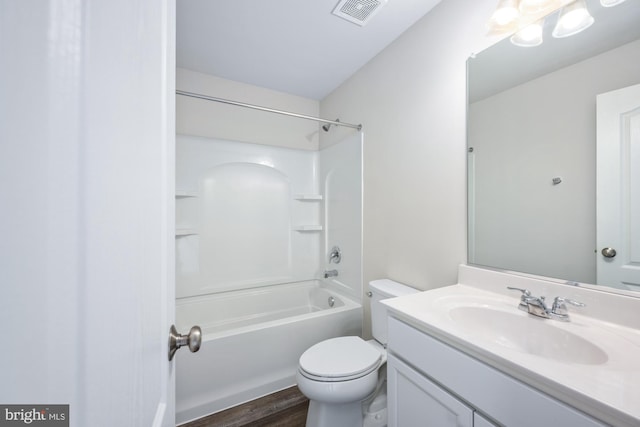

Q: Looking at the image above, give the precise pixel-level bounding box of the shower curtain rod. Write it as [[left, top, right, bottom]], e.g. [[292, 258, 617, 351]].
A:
[[176, 90, 362, 131]]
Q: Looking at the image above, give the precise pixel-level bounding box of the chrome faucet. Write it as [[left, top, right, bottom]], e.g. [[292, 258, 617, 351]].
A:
[[507, 287, 585, 322], [324, 269, 338, 278]]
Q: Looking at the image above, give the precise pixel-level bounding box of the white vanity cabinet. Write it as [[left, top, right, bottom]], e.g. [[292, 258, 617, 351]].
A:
[[387, 317, 607, 427], [388, 353, 491, 427], [473, 413, 497, 427]]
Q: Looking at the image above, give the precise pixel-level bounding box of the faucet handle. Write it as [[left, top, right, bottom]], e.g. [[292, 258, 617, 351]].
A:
[[507, 287, 533, 312], [551, 297, 585, 319], [507, 286, 531, 298], [329, 246, 342, 264], [552, 297, 585, 311]]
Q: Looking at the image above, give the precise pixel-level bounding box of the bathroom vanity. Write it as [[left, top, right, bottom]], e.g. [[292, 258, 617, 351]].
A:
[[383, 265, 640, 427]]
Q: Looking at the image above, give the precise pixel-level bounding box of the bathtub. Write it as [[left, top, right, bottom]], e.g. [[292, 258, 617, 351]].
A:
[[175, 280, 362, 425]]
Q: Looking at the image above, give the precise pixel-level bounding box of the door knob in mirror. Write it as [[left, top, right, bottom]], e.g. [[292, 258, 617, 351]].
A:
[[601, 247, 617, 258]]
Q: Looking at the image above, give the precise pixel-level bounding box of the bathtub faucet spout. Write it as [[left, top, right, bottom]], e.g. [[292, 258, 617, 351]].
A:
[[324, 269, 338, 279]]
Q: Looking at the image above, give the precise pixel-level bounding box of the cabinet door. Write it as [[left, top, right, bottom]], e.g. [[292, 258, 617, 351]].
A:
[[474, 413, 499, 427], [388, 354, 473, 427]]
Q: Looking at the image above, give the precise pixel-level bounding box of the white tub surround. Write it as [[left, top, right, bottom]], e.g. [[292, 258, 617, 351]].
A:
[[176, 133, 362, 299], [318, 134, 363, 301], [175, 280, 362, 424], [383, 265, 640, 427], [176, 135, 321, 297], [175, 131, 363, 424]]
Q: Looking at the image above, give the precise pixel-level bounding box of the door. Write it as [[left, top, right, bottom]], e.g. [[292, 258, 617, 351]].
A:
[[0, 1, 176, 426], [596, 83, 640, 292], [387, 354, 473, 427]]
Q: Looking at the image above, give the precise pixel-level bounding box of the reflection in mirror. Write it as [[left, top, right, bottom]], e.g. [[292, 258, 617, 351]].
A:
[[467, 0, 640, 293]]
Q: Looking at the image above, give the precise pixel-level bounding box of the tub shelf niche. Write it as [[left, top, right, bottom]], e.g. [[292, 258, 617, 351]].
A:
[[293, 225, 323, 232], [293, 194, 323, 201], [293, 195, 323, 231], [176, 190, 198, 198], [176, 189, 198, 237], [176, 228, 198, 237]]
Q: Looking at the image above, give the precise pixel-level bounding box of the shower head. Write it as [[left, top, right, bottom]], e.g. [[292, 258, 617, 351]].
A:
[[322, 118, 340, 132]]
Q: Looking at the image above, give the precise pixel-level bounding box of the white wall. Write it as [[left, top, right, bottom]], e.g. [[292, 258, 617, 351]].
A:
[[177, 68, 320, 150], [470, 39, 640, 284], [176, 0, 501, 302], [1, 0, 81, 410], [319, 0, 501, 335]]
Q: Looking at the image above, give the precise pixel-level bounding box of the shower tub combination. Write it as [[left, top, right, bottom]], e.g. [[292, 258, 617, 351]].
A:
[[175, 133, 363, 424], [175, 280, 362, 425]]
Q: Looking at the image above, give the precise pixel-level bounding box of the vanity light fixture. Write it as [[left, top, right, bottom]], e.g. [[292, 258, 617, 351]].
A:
[[489, 0, 617, 47], [600, 0, 626, 6], [552, 0, 594, 38], [487, 0, 573, 38], [511, 18, 545, 46], [487, 0, 521, 33], [519, 0, 563, 14]]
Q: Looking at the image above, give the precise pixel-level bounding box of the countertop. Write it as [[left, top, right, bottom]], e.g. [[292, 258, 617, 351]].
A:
[[383, 284, 640, 427]]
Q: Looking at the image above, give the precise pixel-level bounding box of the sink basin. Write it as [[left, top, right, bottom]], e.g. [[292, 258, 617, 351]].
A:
[[449, 306, 609, 365]]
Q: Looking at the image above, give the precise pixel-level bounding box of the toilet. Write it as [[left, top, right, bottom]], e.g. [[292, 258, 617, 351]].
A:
[[296, 279, 419, 427]]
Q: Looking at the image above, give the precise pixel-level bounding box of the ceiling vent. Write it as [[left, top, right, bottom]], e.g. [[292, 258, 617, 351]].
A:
[[332, 0, 388, 26]]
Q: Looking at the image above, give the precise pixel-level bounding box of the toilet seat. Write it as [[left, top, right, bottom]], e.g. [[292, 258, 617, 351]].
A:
[[299, 336, 382, 382]]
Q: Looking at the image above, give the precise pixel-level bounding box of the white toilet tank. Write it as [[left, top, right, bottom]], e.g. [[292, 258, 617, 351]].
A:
[[369, 279, 419, 345]]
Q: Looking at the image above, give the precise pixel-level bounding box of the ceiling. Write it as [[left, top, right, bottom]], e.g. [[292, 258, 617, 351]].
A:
[[177, 0, 442, 100]]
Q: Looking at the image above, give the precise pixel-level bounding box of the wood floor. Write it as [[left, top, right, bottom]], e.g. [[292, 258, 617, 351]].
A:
[[181, 386, 309, 427]]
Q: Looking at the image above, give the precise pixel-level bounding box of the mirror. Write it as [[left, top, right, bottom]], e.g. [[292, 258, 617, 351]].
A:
[[467, 0, 640, 293]]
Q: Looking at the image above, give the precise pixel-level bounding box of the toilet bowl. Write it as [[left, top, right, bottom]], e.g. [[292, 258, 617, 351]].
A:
[[296, 279, 418, 427]]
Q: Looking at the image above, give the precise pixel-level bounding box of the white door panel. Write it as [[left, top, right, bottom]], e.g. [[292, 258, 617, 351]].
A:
[[597, 83, 640, 291], [0, 1, 176, 426]]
